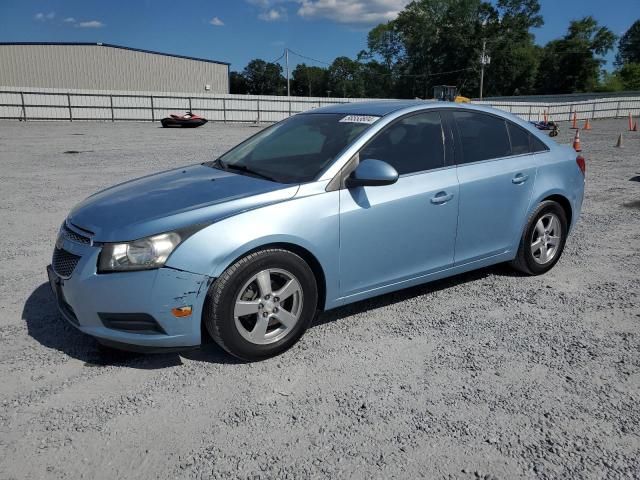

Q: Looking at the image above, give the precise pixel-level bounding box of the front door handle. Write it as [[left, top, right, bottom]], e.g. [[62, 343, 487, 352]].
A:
[[512, 173, 529, 184], [430, 191, 454, 205]]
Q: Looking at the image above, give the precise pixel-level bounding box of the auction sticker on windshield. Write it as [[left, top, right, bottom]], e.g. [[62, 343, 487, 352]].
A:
[[339, 115, 380, 124]]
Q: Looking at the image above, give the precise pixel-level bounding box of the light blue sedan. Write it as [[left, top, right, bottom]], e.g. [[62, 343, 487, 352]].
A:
[[48, 101, 585, 360]]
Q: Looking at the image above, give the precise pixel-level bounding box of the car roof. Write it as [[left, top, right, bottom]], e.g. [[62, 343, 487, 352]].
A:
[[307, 100, 434, 116], [306, 100, 515, 120], [305, 100, 554, 149]]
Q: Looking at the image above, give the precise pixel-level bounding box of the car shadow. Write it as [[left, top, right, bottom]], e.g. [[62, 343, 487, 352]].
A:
[[312, 263, 523, 328], [22, 282, 236, 369], [24, 263, 522, 367]]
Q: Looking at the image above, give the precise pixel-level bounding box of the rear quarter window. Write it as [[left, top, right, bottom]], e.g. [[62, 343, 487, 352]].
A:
[[530, 134, 550, 153], [507, 122, 531, 155]]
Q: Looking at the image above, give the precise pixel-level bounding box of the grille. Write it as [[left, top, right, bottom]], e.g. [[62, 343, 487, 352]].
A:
[[62, 223, 91, 245], [52, 248, 81, 278]]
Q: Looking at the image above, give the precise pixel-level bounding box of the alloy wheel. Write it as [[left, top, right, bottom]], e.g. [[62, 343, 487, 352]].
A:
[[233, 268, 303, 345], [530, 213, 562, 265]]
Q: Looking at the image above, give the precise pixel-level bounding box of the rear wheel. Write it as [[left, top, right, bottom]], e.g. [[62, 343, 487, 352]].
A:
[[511, 200, 568, 275], [203, 249, 318, 361]]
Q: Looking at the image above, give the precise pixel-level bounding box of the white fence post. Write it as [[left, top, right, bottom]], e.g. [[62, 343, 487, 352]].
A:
[[20, 92, 26, 121], [67, 93, 73, 122]]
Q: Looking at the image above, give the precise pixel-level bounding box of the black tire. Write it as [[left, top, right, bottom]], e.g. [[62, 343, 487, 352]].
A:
[[510, 200, 568, 275], [203, 249, 318, 361]]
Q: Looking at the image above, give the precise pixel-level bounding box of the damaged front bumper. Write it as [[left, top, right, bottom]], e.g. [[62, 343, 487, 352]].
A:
[[48, 240, 213, 350]]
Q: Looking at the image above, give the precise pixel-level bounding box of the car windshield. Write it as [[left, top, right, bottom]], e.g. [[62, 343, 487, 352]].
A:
[[207, 113, 378, 183]]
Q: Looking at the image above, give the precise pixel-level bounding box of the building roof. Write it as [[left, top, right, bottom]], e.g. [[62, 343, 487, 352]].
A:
[[0, 42, 230, 66]]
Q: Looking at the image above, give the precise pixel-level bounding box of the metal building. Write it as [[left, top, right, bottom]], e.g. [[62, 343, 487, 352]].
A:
[[0, 42, 229, 94]]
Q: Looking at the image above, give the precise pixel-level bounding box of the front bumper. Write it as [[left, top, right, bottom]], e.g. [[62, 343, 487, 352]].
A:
[[47, 238, 212, 350]]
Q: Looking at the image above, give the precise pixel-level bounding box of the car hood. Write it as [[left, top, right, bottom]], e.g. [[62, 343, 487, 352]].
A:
[[68, 164, 298, 242]]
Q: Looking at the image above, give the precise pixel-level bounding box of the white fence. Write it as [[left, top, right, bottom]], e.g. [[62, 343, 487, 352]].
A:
[[0, 87, 380, 123], [474, 97, 640, 122], [1, 86, 640, 123]]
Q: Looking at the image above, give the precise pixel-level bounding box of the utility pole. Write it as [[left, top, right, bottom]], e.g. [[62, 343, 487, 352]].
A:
[[285, 48, 290, 97], [479, 39, 490, 100]]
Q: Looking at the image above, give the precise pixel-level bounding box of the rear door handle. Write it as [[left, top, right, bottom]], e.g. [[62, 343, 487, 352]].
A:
[[430, 191, 454, 204], [512, 173, 529, 184]]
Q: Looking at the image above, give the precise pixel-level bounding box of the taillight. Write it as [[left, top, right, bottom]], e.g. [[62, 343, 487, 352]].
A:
[[576, 155, 586, 176]]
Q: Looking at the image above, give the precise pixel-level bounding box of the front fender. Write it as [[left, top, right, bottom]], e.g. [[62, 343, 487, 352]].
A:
[[208, 233, 325, 278], [166, 189, 341, 308]]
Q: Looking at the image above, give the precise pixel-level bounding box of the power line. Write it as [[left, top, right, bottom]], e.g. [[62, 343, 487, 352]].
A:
[[284, 47, 477, 79], [287, 49, 332, 66], [270, 52, 286, 65]]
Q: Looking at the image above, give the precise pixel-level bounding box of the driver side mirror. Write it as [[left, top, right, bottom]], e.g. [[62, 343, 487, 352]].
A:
[[345, 159, 399, 188]]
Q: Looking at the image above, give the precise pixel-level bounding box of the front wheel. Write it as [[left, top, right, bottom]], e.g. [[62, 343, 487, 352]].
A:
[[511, 200, 568, 275], [203, 249, 318, 361]]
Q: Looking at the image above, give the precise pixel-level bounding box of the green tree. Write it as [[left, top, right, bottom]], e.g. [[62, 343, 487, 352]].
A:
[[366, 22, 404, 71], [535, 16, 616, 93], [362, 0, 543, 98], [480, 0, 543, 96], [360, 60, 394, 98], [242, 59, 286, 95], [291, 64, 329, 97], [618, 63, 640, 90], [596, 71, 624, 92], [327, 56, 365, 98], [392, 0, 485, 98], [229, 71, 248, 94], [616, 20, 640, 66]]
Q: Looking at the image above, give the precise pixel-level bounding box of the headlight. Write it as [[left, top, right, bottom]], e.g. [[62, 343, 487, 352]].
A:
[[98, 231, 186, 273]]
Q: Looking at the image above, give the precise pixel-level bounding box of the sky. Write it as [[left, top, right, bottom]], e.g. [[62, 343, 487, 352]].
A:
[[1, 0, 639, 73]]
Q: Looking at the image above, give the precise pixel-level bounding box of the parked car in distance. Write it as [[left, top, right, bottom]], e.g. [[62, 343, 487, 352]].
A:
[[49, 101, 585, 361]]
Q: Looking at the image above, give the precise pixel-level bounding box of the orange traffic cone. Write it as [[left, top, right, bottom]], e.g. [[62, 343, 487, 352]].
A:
[[571, 112, 578, 129], [583, 118, 592, 130], [615, 133, 623, 147], [573, 129, 582, 152]]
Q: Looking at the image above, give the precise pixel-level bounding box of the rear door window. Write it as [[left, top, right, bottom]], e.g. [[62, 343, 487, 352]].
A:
[[452, 111, 511, 164]]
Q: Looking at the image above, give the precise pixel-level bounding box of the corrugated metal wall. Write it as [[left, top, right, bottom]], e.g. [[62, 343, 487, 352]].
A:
[[0, 44, 229, 94]]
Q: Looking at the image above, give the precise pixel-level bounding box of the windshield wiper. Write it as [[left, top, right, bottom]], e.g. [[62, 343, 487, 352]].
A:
[[224, 163, 278, 182]]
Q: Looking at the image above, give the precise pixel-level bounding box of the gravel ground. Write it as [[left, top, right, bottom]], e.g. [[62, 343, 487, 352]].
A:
[[0, 118, 638, 480]]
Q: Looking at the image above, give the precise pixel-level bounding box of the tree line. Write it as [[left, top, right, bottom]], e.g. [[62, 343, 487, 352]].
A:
[[229, 0, 640, 99]]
